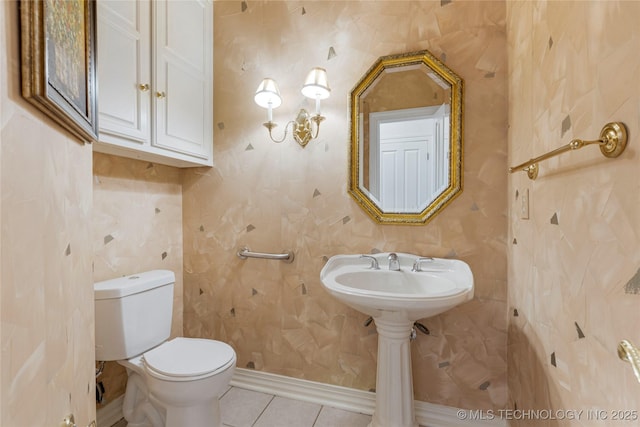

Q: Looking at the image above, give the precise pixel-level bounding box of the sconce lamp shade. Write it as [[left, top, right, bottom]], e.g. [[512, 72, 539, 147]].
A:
[[255, 78, 282, 108], [301, 67, 331, 100]]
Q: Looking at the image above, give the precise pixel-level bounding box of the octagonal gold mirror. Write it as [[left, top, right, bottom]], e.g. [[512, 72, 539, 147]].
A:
[[349, 50, 464, 224]]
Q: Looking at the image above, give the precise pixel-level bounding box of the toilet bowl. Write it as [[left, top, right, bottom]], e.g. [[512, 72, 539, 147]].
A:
[[94, 270, 237, 427], [142, 338, 236, 427]]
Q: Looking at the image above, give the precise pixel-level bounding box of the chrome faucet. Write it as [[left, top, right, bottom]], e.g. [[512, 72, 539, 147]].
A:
[[412, 257, 434, 272], [360, 254, 379, 270], [387, 253, 400, 271]]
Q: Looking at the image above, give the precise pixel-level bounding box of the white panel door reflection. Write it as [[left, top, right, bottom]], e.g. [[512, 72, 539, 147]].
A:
[[369, 106, 449, 213]]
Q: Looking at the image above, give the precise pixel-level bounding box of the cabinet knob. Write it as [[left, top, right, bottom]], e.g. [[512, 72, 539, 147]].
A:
[[156, 91, 166, 99], [138, 83, 150, 92]]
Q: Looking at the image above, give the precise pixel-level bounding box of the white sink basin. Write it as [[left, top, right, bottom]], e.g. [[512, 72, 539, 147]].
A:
[[320, 253, 474, 322]]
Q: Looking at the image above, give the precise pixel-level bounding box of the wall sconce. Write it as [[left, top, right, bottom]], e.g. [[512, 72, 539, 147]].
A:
[[254, 67, 330, 147]]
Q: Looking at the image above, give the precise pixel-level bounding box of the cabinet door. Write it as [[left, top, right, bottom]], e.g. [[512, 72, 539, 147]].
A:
[[153, 0, 213, 160], [97, 0, 151, 144]]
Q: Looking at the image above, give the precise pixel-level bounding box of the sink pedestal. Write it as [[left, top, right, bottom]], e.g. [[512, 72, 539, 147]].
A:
[[369, 318, 418, 427]]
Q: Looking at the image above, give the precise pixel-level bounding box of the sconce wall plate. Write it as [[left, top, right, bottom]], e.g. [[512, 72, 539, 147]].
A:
[[294, 109, 313, 147]]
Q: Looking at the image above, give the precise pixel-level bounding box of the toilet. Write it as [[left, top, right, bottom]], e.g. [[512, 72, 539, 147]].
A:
[[94, 270, 236, 427]]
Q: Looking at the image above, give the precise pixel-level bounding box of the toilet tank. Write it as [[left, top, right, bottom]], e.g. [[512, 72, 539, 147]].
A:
[[94, 270, 175, 361]]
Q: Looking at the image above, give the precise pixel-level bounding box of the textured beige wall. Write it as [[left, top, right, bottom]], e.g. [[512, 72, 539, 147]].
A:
[[92, 152, 183, 408], [184, 0, 508, 410], [507, 1, 640, 424], [0, 2, 95, 426]]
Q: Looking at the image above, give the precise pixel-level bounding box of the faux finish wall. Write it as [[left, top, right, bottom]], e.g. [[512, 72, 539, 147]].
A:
[[1, 2, 95, 426], [93, 152, 184, 408], [507, 1, 640, 423], [184, 0, 508, 410]]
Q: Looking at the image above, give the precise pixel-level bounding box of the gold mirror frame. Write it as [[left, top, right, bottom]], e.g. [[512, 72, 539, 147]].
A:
[[348, 50, 464, 225]]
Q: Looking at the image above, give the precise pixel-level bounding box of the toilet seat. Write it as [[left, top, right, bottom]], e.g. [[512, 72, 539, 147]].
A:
[[143, 337, 235, 382]]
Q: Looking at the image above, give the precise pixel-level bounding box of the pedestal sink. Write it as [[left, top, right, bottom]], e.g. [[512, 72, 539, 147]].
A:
[[320, 253, 474, 427]]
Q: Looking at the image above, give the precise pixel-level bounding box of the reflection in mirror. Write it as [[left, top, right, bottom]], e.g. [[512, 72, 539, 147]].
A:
[[349, 51, 463, 224]]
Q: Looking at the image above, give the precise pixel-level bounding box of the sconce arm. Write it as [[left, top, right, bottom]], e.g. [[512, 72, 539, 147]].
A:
[[264, 120, 296, 144]]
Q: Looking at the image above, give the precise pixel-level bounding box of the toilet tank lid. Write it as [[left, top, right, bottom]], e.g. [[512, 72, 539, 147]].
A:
[[94, 270, 175, 300]]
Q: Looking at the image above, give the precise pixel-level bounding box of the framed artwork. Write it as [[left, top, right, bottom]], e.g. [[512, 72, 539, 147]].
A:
[[20, 0, 98, 143]]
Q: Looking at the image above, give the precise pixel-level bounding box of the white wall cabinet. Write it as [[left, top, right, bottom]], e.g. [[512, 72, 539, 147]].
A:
[[95, 0, 213, 168]]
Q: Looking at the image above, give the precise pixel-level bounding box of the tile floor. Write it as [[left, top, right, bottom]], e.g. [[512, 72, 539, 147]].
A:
[[221, 387, 372, 427], [110, 386, 373, 427]]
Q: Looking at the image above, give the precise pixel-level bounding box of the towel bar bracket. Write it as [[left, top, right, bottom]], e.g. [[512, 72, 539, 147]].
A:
[[599, 121, 627, 158], [618, 339, 640, 384]]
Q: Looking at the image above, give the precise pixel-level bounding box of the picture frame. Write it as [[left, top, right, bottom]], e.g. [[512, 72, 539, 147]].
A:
[[20, 0, 98, 143]]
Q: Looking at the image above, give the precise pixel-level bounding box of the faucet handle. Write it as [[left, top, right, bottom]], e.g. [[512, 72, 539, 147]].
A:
[[359, 254, 379, 270], [412, 257, 434, 272]]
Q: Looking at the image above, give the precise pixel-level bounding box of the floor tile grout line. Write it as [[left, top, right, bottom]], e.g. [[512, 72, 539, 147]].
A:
[[311, 404, 324, 427], [219, 386, 236, 427], [220, 386, 233, 399], [251, 393, 276, 426]]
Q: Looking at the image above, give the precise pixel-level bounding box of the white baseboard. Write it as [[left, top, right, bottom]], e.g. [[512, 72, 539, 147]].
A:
[[95, 368, 506, 427], [230, 368, 376, 415], [96, 395, 124, 427], [231, 368, 506, 427]]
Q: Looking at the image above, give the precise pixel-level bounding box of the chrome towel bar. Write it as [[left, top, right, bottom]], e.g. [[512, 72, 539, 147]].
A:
[[237, 246, 294, 263], [509, 122, 628, 180]]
